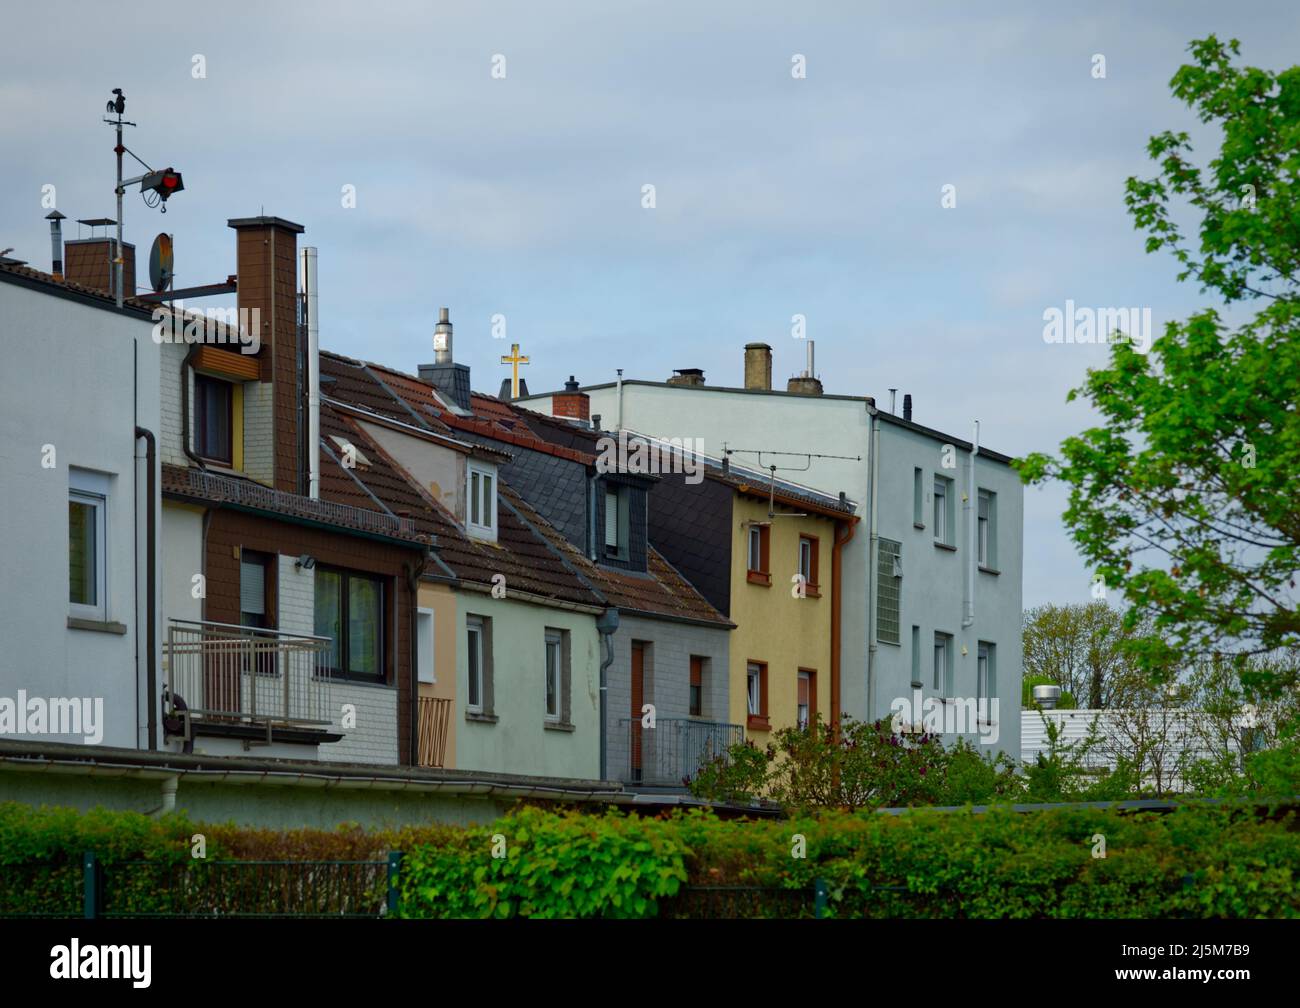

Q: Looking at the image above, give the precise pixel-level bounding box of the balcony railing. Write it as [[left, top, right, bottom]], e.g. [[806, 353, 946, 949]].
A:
[[417, 697, 453, 768], [163, 619, 334, 733], [618, 717, 744, 788]]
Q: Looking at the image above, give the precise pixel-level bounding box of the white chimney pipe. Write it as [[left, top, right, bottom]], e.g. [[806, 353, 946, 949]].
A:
[[301, 247, 321, 499]]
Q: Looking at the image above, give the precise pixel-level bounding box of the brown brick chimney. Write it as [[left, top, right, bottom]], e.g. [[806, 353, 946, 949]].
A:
[[666, 368, 705, 388], [63, 238, 135, 296], [553, 376, 590, 422], [228, 216, 305, 493]]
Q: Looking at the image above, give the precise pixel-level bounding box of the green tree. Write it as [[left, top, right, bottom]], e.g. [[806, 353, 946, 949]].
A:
[[1023, 602, 1154, 708], [1017, 37, 1300, 687]]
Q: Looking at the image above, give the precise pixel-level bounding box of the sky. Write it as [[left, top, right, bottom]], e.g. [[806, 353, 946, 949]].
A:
[[2, 1, 1294, 608]]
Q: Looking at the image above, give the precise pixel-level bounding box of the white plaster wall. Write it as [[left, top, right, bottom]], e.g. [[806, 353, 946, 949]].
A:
[[0, 281, 160, 750]]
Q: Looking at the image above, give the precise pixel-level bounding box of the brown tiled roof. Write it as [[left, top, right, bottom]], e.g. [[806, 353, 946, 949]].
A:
[[0, 260, 157, 314], [504, 487, 732, 628], [160, 462, 429, 545], [317, 405, 600, 607]]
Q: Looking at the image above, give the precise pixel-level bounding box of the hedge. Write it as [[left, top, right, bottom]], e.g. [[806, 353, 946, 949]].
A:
[[2, 801, 1296, 918]]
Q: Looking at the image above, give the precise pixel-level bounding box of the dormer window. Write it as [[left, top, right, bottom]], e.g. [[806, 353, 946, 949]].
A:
[[603, 485, 629, 561], [194, 373, 233, 466], [467, 462, 497, 541]]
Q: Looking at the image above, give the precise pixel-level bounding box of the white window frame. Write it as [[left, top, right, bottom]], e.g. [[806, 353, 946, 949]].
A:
[[69, 469, 110, 622], [977, 641, 997, 722], [797, 670, 811, 731], [978, 489, 995, 568], [466, 618, 484, 712], [933, 476, 949, 545], [417, 607, 436, 684], [466, 463, 497, 541], [747, 526, 762, 572], [933, 632, 953, 697], [544, 630, 562, 721], [746, 663, 763, 717], [798, 538, 812, 582]]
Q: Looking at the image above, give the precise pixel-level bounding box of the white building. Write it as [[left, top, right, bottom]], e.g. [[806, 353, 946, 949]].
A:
[[0, 260, 161, 750], [520, 342, 1024, 755]]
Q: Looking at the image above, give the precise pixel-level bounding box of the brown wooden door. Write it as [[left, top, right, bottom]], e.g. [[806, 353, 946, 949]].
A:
[[630, 641, 644, 782]]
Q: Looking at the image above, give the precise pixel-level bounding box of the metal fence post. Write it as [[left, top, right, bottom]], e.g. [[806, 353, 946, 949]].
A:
[[83, 852, 101, 920], [387, 852, 403, 917], [814, 877, 828, 919]]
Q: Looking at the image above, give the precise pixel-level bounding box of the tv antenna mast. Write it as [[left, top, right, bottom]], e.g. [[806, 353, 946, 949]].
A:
[[721, 445, 860, 518], [103, 88, 185, 306]]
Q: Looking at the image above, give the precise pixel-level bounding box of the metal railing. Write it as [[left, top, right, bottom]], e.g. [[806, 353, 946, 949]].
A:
[[417, 696, 453, 768], [618, 717, 744, 787], [164, 618, 334, 730]]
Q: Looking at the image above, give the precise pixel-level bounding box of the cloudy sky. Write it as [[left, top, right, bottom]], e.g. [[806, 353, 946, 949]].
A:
[[2, 1, 1293, 607]]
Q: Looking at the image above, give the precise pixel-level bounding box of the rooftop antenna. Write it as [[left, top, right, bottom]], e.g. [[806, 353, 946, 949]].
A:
[[723, 446, 861, 518], [103, 88, 185, 306]]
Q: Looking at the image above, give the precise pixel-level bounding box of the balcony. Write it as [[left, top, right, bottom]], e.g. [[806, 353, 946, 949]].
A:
[[618, 717, 744, 789], [163, 619, 334, 740], [417, 696, 453, 768]]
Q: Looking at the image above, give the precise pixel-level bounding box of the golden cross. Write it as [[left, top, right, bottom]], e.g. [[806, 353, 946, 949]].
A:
[[500, 342, 530, 399]]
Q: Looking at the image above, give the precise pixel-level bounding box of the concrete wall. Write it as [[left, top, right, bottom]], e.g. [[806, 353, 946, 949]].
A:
[[417, 581, 459, 767], [0, 769, 518, 829], [455, 593, 600, 779], [0, 281, 160, 750], [874, 423, 1023, 754], [604, 613, 730, 784]]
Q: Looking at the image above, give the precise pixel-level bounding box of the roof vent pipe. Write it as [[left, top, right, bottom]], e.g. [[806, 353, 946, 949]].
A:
[[301, 246, 321, 499], [434, 307, 453, 364], [47, 210, 66, 280]]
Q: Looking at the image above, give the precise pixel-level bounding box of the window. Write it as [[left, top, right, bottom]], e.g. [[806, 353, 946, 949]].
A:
[[467, 464, 496, 540], [239, 551, 272, 630], [69, 469, 109, 621], [746, 661, 768, 729], [194, 373, 233, 465], [911, 625, 922, 687], [877, 538, 901, 645], [913, 467, 924, 527], [933, 475, 954, 546], [798, 535, 820, 595], [417, 608, 435, 684], [314, 567, 384, 682], [797, 669, 816, 730], [977, 642, 997, 721], [603, 484, 630, 561], [689, 655, 705, 717], [978, 489, 997, 568], [933, 632, 953, 697], [465, 614, 494, 717], [746, 523, 770, 585], [544, 628, 570, 724]]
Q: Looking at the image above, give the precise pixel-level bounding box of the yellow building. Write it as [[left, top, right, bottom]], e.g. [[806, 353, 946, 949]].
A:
[[722, 476, 857, 740]]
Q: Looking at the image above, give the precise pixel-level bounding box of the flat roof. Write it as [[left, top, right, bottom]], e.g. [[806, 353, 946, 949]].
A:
[[522, 379, 1016, 466]]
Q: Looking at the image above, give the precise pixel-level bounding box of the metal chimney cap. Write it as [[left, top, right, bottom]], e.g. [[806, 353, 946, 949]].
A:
[[45, 210, 66, 220], [1032, 684, 1062, 709]]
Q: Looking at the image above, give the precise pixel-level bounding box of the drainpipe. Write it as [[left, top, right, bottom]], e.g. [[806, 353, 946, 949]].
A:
[[136, 427, 158, 750], [159, 774, 178, 813], [301, 247, 321, 499], [180, 342, 207, 470], [831, 514, 857, 746], [866, 409, 880, 720], [962, 421, 979, 630], [405, 562, 421, 766], [595, 608, 620, 780]]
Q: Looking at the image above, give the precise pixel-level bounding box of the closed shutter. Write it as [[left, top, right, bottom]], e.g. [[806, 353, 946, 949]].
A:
[[240, 557, 266, 616], [604, 490, 619, 548]]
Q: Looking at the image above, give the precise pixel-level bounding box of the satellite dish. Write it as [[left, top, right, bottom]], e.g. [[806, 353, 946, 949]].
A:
[[149, 233, 173, 293]]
